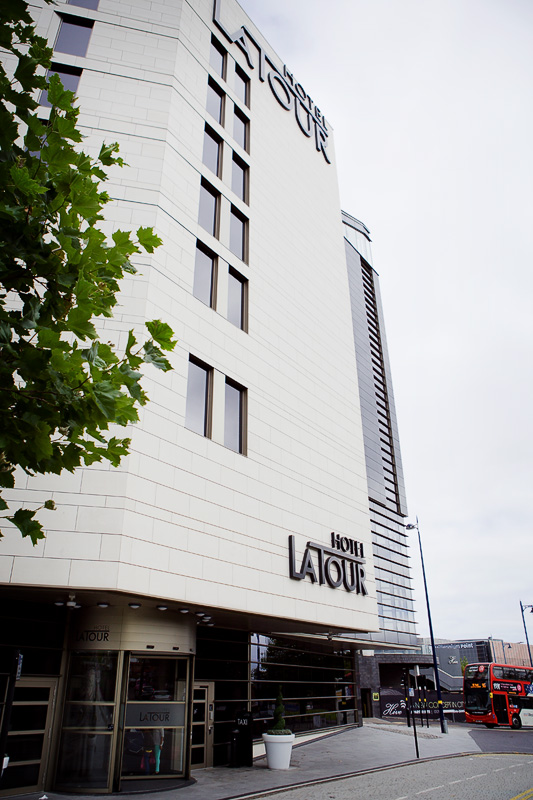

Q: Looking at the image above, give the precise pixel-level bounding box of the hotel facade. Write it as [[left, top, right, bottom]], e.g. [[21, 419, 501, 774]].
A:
[[0, 0, 418, 793]]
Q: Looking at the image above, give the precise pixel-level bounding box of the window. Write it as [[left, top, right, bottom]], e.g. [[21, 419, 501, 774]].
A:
[[230, 206, 247, 261], [40, 64, 82, 107], [231, 155, 248, 203], [198, 181, 219, 237], [202, 126, 221, 177], [193, 244, 216, 308], [55, 16, 93, 57], [233, 107, 248, 150], [227, 268, 247, 331], [185, 359, 211, 437], [210, 38, 226, 80], [225, 379, 246, 454], [235, 66, 249, 106], [206, 80, 224, 125], [68, 0, 99, 7]]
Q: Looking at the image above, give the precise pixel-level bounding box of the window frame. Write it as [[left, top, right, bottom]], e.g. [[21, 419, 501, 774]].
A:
[[185, 357, 213, 439], [210, 37, 227, 81], [234, 65, 250, 107], [224, 378, 247, 455], [227, 267, 248, 332], [202, 125, 222, 178], [198, 180, 220, 238], [68, 0, 99, 8], [54, 15, 94, 57], [229, 205, 248, 262], [233, 106, 249, 152], [231, 153, 249, 204], [193, 242, 217, 309], [206, 79, 225, 126]]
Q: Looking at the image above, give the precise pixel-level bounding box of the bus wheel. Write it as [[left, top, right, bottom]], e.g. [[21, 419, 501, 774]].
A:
[[484, 723, 496, 728], [511, 715, 522, 729]]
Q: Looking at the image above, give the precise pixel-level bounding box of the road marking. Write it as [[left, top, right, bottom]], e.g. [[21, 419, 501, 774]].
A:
[[448, 780, 463, 785], [508, 789, 533, 800], [415, 788, 444, 795], [494, 767, 508, 771], [466, 774, 486, 780]]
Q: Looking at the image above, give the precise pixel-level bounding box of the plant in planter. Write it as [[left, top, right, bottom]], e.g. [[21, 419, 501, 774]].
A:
[[262, 688, 295, 769]]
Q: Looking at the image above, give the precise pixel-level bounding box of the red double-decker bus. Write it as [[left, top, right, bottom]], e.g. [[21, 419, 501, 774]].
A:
[[464, 663, 533, 728]]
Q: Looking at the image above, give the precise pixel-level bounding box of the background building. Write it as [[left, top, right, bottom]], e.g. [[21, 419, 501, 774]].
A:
[[342, 214, 431, 716], [418, 638, 533, 693], [0, 0, 420, 794]]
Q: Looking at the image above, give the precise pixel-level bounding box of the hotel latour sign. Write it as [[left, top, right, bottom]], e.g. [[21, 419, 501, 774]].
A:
[[213, 0, 331, 164], [289, 533, 368, 595]]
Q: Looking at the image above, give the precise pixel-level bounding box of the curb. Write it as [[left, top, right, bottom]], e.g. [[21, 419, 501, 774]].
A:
[[208, 752, 480, 800]]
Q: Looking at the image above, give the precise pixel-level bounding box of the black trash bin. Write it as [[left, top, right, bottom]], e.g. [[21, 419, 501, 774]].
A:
[[229, 711, 253, 767]]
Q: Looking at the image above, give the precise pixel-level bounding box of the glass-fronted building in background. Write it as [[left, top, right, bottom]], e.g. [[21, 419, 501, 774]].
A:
[[342, 213, 432, 715], [0, 0, 422, 794]]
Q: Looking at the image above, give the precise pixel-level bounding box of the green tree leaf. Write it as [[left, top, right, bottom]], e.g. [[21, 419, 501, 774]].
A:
[[145, 319, 177, 351], [6, 508, 45, 545]]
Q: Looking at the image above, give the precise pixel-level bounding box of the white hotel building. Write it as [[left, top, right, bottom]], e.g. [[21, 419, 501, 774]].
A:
[[0, 0, 418, 793]]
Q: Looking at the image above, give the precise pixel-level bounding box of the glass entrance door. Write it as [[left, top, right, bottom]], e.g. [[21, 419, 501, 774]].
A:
[[0, 678, 57, 795], [191, 682, 214, 769], [55, 651, 121, 793], [120, 655, 188, 782]]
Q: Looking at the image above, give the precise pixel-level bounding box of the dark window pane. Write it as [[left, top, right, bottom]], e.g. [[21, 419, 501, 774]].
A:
[[69, 0, 99, 7], [56, 731, 111, 789], [55, 18, 93, 57], [5, 733, 44, 763], [193, 246, 215, 307], [231, 156, 247, 202], [1, 763, 40, 791], [10, 704, 48, 731], [206, 81, 223, 124], [235, 67, 249, 106], [225, 381, 243, 453], [191, 747, 204, 765], [198, 183, 218, 237], [185, 360, 209, 436], [66, 652, 118, 702], [40, 66, 81, 108], [127, 656, 186, 702], [233, 108, 248, 150], [230, 208, 246, 261], [202, 128, 220, 176], [63, 703, 114, 729], [210, 40, 226, 79], [191, 725, 204, 745], [227, 270, 245, 329]]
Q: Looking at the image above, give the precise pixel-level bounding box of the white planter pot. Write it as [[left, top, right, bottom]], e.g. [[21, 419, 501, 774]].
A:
[[262, 732, 295, 769]]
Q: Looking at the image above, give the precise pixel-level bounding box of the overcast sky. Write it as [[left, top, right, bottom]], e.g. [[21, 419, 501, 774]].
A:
[[239, 0, 533, 646]]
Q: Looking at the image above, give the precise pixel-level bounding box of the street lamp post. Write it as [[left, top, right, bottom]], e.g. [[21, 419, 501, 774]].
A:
[[406, 517, 447, 734], [519, 602, 533, 668]]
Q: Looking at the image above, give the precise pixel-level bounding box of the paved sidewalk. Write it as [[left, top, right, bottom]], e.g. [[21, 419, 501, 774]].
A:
[[19, 721, 481, 800]]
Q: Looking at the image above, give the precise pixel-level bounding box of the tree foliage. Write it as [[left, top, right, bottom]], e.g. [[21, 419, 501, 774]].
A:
[[0, 0, 176, 543]]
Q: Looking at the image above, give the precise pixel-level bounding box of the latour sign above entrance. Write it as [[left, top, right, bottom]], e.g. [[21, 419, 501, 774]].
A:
[[289, 533, 368, 595], [213, 0, 331, 164]]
